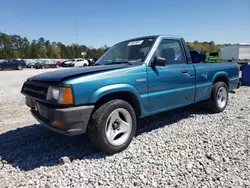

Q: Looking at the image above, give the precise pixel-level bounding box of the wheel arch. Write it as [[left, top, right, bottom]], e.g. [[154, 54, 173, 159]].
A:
[[212, 72, 229, 87], [89, 84, 143, 117]]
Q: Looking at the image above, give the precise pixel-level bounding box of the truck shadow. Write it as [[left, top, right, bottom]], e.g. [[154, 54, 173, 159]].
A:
[[0, 103, 211, 171]]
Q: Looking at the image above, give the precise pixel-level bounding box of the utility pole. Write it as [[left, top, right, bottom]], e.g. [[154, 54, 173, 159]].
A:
[[75, 22, 78, 45]]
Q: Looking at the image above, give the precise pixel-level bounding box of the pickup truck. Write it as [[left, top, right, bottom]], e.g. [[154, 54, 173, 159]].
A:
[[21, 35, 240, 154]]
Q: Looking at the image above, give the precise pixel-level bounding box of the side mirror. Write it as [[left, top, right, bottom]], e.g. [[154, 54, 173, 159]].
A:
[[152, 56, 166, 67]]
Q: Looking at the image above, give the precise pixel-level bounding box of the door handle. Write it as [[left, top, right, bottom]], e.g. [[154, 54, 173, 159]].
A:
[[181, 70, 188, 74]]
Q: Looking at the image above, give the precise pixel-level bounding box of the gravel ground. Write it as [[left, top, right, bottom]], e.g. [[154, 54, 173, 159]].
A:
[[0, 68, 250, 188]]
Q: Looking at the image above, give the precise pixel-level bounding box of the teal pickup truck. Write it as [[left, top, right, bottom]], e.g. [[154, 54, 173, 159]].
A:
[[21, 35, 240, 153]]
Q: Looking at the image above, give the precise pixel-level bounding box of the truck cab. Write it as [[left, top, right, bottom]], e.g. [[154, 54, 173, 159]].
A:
[[21, 35, 240, 154]]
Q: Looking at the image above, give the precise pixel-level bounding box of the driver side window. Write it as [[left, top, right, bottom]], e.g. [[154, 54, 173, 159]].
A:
[[155, 39, 185, 65]]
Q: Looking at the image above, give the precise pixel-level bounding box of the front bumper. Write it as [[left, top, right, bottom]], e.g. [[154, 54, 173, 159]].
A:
[[26, 97, 94, 136]]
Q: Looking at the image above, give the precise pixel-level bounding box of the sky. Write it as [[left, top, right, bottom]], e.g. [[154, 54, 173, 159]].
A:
[[0, 0, 249, 47]]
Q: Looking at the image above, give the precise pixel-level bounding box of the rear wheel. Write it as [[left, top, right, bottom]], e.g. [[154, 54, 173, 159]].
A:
[[209, 82, 228, 113], [88, 99, 137, 154]]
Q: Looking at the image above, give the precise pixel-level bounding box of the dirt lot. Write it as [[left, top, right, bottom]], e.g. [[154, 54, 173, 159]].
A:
[[0, 69, 61, 133], [0, 68, 250, 187]]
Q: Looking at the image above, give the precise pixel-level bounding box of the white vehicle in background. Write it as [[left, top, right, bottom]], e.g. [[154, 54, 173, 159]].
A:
[[74, 59, 89, 67], [219, 43, 250, 64], [61, 58, 83, 67]]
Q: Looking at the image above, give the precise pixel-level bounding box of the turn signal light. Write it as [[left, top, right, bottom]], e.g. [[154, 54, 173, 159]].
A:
[[52, 120, 62, 127], [63, 87, 73, 104], [58, 87, 74, 104]]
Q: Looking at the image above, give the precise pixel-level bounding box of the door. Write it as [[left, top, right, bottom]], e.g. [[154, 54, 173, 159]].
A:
[[11, 60, 19, 69], [147, 39, 196, 112], [0, 61, 7, 70], [4, 60, 14, 70]]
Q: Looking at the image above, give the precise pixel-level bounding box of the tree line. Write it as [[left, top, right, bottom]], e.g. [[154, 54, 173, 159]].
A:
[[0, 32, 109, 59], [187, 40, 231, 53], [0, 31, 231, 59]]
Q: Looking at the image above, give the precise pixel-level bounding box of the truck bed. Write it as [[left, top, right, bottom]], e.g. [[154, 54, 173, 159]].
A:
[[193, 61, 239, 102]]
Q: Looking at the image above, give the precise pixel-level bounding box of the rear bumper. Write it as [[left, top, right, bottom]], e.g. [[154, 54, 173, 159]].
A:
[[26, 97, 94, 136]]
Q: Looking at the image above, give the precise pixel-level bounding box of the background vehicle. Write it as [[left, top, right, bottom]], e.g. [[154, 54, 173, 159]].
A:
[[34, 60, 45, 69], [55, 60, 61, 67], [60, 59, 70, 66], [21, 35, 239, 154], [61, 58, 83, 67], [25, 60, 36, 68], [60, 59, 74, 67], [219, 43, 250, 64], [74, 59, 89, 67], [87, 58, 99, 66], [44, 60, 58, 68], [0, 59, 26, 70]]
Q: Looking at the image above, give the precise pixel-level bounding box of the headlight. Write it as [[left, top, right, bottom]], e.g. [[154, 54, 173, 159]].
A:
[[51, 87, 60, 100], [46, 86, 73, 104]]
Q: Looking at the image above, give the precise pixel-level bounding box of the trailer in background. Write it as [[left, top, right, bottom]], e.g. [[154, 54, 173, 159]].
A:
[[219, 43, 250, 64]]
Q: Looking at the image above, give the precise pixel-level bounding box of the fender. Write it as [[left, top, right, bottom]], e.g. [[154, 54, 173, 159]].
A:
[[211, 71, 229, 84], [88, 84, 145, 114]]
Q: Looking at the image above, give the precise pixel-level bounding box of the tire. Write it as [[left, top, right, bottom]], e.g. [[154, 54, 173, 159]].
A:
[[17, 65, 23, 70], [209, 82, 228, 113], [88, 99, 137, 154]]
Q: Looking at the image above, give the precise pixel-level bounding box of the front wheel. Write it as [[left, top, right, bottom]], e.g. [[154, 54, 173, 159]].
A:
[[209, 82, 228, 113], [17, 65, 23, 70], [88, 99, 137, 154]]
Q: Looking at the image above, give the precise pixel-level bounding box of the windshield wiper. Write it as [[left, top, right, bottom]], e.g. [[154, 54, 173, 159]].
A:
[[106, 61, 132, 65]]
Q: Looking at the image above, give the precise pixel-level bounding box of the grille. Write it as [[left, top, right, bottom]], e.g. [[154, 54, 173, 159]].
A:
[[21, 81, 49, 100]]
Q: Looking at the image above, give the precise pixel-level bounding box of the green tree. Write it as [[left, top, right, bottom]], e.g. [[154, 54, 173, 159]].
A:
[[0, 32, 109, 59], [50, 43, 61, 58], [30, 40, 38, 58]]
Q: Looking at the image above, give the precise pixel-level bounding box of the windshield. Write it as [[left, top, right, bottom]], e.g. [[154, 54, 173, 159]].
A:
[[95, 37, 156, 65]]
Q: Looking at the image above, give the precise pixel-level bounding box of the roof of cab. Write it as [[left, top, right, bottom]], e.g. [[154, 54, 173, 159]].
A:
[[117, 35, 182, 45]]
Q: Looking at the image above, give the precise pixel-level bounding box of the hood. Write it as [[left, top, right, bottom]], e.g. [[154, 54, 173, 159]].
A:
[[28, 64, 129, 82]]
